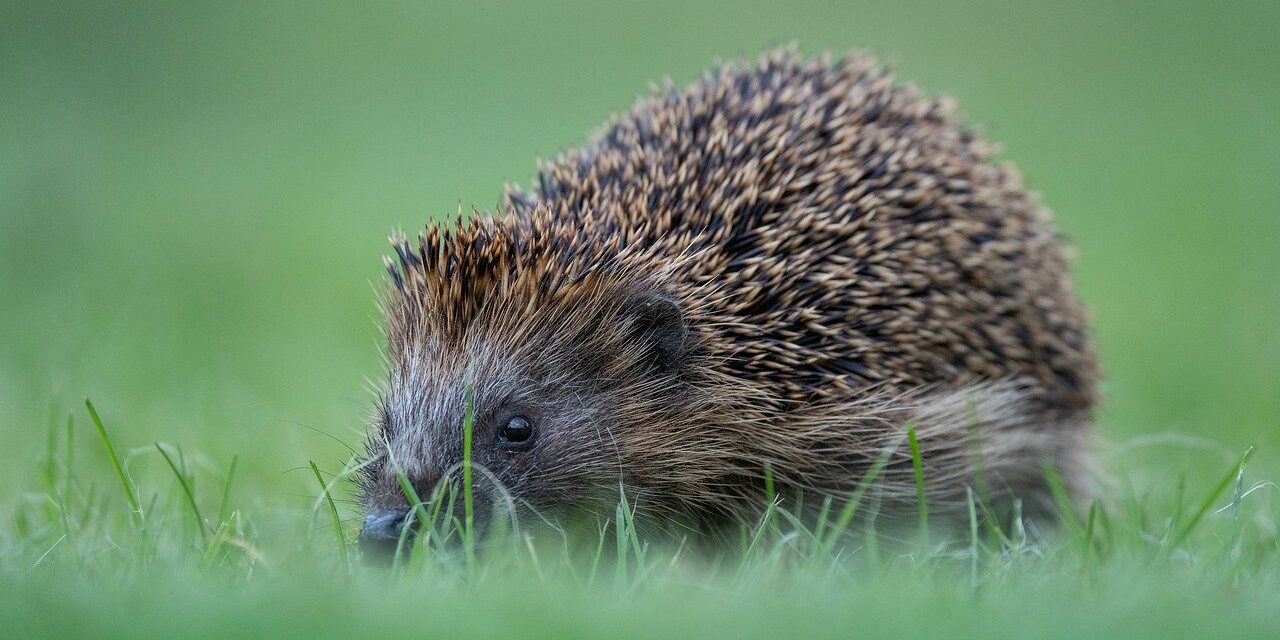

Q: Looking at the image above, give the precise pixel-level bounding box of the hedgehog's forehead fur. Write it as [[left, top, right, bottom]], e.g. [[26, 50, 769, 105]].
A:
[[381, 206, 703, 362]]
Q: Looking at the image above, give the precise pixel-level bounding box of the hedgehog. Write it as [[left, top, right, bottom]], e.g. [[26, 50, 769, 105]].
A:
[[357, 48, 1099, 552]]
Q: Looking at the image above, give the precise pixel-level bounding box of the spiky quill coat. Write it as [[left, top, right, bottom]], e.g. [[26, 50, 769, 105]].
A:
[[368, 49, 1099, 529]]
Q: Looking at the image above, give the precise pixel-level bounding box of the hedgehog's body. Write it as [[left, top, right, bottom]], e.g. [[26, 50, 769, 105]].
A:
[[359, 50, 1098, 545]]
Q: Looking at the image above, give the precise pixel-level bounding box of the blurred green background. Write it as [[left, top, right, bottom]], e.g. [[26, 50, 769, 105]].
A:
[[2, 0, 1277, 508]]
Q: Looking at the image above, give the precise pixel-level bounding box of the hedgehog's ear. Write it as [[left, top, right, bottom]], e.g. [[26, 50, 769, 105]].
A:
[[621, 293, 687, 374]]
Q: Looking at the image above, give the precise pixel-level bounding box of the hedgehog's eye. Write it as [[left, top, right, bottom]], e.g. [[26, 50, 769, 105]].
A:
[[497, 415, 534, 448]]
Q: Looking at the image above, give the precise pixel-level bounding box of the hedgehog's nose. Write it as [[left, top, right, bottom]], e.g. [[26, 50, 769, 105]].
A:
[[359, 508, 413, 565]]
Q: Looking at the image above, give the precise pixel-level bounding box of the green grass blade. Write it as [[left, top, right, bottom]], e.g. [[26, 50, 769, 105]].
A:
[[1044, 459, 1084, 537], [1082, 500, 1099, 562], [63, 413, 74, 508], [425, 482, 449, 551], [60, 413, 75, 544], [43, 402, 58, 493], [1159, 475, 1188, 553], [1171, 446, 1255, 548], [156, 443, 208, 547], [763, 463, 780, 542], [615, 490, 629, 585], [816, 436, 902, 560], [217, 455, 238, 526], [1229, 455, 1248, 521], [737, 501, 778, 577], [395, 469, 444, 556], [966, 486, 980, 586], [1092, 498, 1111, 556], [586, 519, 609, 589], [84, 399, 143, 528], [811, 495, 833, 550], [906, 423, 929, 547], [391, 469, 423, 572], [310, 461, 349, 575]]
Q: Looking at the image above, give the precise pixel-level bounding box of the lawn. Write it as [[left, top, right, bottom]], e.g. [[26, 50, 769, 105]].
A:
[[2, 1, 1278, 637]]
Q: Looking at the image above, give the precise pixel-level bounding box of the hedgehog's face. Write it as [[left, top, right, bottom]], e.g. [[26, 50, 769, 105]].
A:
[[358, 290, 688, 558]]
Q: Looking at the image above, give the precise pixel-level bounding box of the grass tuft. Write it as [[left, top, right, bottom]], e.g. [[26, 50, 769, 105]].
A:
[[813, 436, 901, 561], [2, 403, 1276, 639]]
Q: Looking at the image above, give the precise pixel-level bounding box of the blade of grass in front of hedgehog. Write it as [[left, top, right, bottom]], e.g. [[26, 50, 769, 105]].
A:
[[84, 399, 143, 530], [965, 396, 990, 505], [157, 443, 209, 548], [1081, 500, 1100, 566], [627, 490, 645, 575], [393, 468, 444, 561], [585, 519, 608, 589], [737, 497, 780, 578], [425, 481, 451, 554], [391, 469, 415, 574], [1044, 459, 1085, 538], [811, 495, 833, 547], [1089, 498, 1109, 557], [970, 492, 1016, 551], [309, 460, 348, 575], [906, 423, 929, 547], [816, 435, 901, 560], [863, 508, 881, 574], [966, 486, 980, 586], [763, 462, 780, 542], [442, 476, 460, 547], [615, 488, 629, 585], [773, 506, 816, 567], [613, 486, 646, 586]]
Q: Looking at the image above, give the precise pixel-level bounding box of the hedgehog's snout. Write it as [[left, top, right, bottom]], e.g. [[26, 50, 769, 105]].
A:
[[359, 508, 414, 565]]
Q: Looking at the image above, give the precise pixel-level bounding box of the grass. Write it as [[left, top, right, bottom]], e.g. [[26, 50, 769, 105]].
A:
[[907, 423, 929, 545], [309, 460, 347, 572], [2, 399, 1276, 639]]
